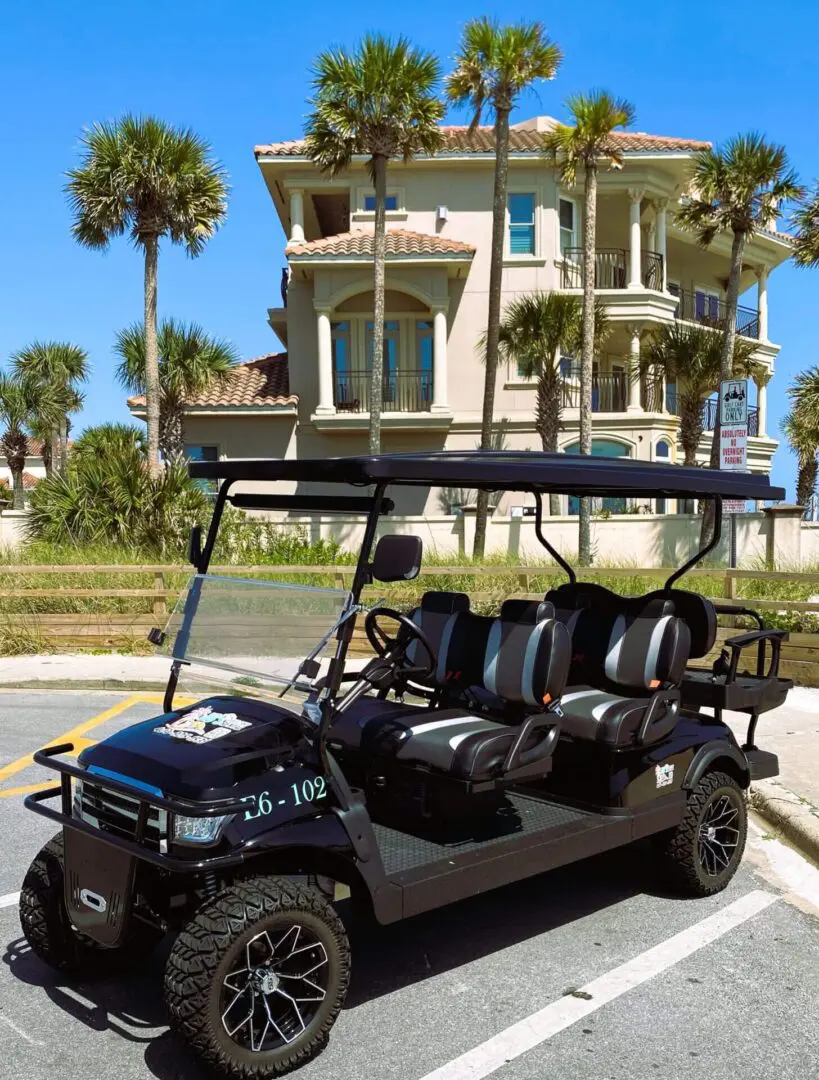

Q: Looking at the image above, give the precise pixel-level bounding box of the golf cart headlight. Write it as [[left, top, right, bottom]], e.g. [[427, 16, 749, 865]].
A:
[[173, 814, 232, 845]]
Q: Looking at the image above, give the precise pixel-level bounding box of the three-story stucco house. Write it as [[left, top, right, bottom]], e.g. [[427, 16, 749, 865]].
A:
[[132, 116, 792, 516]]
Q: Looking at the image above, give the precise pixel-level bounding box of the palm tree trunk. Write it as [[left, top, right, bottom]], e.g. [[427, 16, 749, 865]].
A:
[[536, 361, 562, 516], [48, 428, 59, 478], [701, 227, 747, 545], [474, 104, 511, 558], [143, 234, 162, 477], [59, 417, 68, 475], [11, 466, 25, 510], [368, 154, 388, 456], [160, 403, 184, 464], [797, 453, 817, 507], [578, 161, 598, 565]]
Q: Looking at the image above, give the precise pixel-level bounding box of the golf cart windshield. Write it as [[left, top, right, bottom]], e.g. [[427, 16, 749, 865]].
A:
[[159, 574, 355, 695]]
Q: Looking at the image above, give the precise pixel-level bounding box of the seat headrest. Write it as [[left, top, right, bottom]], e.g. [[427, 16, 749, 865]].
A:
[[419, 590, 470, 615], [640, 588, 717, 658], [499, 598, 556, 623]]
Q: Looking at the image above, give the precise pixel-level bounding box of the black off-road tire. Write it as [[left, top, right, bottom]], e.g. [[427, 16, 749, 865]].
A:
[[657, 771, 747, 897], [19, 831, 162, 976], [164, 876, 350, 1079]]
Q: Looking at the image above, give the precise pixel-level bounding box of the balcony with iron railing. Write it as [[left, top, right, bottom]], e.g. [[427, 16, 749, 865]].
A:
[[333, 368, 433, 413], [560, 369, 628, 413], [561, 248, 664, 291], [671, 287, 760, 340]]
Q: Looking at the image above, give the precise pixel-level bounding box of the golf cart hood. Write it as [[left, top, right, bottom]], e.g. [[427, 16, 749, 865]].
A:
[[77, 696, 305, 800]]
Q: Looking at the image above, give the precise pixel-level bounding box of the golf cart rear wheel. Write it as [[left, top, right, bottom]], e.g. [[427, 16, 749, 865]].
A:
[[164, 876, 350, 1079], [657, 771, 747, 897], [19, 832, 162, 976]]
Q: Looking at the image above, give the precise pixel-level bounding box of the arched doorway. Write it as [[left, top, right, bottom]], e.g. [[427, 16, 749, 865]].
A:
[[564, 439, 631, 514]]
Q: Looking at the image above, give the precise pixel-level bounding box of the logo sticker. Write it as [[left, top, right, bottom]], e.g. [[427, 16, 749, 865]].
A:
[[155, 706, 252, 745], [655, 763, 675, 789]]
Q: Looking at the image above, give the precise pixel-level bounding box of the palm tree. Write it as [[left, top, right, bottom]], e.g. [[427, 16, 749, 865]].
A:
[[542, 91, 635, 565], [115, 319, 237, 462], [71, 422, 147, 462], [642, 323, 757, 467], [305, 35, 444, 456], [0, 372, 37, 509], [448, 18, 562, 558], [495, 292, 609, 514], [65, 115, 228, 475], [11, 341, 88, 476], [676, 134, 802, 501], [793, 185, 819, 268], [782, 409, 817, 509]]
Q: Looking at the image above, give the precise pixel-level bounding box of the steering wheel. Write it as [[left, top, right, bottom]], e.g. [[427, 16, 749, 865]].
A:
[[364, 608, 436, 681]]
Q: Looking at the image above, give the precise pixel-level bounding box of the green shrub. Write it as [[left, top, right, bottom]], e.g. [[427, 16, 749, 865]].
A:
[[26, 431, 210, 555]]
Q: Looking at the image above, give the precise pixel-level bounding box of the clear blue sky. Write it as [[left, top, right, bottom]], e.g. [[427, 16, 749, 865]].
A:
[[1, 0, 816, 496]]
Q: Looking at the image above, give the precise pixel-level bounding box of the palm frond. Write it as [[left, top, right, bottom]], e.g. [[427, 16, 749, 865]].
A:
[[676, 133, 804, 246], [305, 35, 444, 175], [542, 90, 634, 181], [792, 184, 819, 268], [447, 18, 562, 121], [65, 114, 229, 256]]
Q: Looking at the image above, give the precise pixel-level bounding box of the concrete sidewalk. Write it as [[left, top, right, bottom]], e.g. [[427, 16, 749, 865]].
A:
[[2, 653, 818, 859]]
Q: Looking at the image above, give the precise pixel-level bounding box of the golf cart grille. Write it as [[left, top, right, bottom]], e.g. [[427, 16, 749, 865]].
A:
[[76, 782, 166, 853]]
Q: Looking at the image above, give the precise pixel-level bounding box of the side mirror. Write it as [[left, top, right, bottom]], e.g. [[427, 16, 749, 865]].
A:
[[187, 525, 203, 568], [370, 535, 423, 583]]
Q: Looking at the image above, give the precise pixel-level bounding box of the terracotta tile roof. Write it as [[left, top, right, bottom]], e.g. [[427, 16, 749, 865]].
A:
[[23, 471, 39, 489], [256, 124, 710, 158], [127, 353, 297, 410], [286, 229, 476, 258]]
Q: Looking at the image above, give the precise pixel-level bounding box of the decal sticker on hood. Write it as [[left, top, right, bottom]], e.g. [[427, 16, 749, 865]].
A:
[[155, 705, 252, 746]]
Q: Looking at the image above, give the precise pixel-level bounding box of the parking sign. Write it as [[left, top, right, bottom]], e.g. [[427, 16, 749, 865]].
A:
[[720, 379, 748, 426]]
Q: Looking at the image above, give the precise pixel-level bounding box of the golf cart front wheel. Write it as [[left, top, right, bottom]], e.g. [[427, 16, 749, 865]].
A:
[[657, 771, 747, 897], [164, 876, 350, 1079]]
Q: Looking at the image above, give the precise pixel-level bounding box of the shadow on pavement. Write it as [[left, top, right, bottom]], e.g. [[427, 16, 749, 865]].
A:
[[3, 843, 656, 1080]]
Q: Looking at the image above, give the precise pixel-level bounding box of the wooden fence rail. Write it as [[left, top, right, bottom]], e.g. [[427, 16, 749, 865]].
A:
[[2, 564, 819, 684]]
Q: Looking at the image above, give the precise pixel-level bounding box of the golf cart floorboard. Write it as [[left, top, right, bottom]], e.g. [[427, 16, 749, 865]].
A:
[[371, 791, 647, 919]]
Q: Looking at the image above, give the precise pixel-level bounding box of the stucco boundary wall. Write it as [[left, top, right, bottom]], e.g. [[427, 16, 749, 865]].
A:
[[0, 510, 26, 551], [287, 506, 809, 569]]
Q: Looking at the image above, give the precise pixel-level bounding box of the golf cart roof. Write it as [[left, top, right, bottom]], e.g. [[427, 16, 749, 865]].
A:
[[190, 451, 785, 502]]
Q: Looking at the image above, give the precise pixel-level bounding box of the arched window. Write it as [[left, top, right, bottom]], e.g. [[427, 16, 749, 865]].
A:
[[655, 439, 672, 512], [564, 440, 631, 514]]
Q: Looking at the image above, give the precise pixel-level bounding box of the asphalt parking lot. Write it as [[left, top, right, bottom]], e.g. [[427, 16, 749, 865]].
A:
[[1, 690, 819, 1080]]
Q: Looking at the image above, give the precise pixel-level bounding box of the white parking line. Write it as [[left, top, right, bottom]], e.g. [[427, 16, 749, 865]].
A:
[[0, 891, 20, 910], [0, 1014, 41, 1045], [419, 889, 777, 1080]]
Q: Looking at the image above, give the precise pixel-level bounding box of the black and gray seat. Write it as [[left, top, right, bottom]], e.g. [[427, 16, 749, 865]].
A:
[[546, 585, 691, 746], [330, 602, 570, 782]]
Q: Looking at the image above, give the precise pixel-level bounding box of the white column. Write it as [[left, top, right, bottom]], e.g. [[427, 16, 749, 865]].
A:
[[628, 187, 645, 289], [656, 199, 668, 290], [758, 380, 768, 438], [289, 189, 305, 245], [431, 305, 449, 412], [627, 326, 642, 412], [757, 266, 769, 341], [315, 305, 335, 414]]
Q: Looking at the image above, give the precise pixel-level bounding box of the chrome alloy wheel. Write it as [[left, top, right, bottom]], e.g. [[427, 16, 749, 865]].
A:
[[220, 925, 329, 1052], [698, 794, 741, 877]]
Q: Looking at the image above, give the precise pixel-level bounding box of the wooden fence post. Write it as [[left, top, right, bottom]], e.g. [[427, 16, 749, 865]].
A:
[[723, 570, 737, 601], [153, 571, 167, 618]]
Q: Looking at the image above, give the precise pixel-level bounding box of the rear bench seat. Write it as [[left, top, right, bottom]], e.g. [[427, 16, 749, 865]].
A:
[[545, 583, 691, 746]]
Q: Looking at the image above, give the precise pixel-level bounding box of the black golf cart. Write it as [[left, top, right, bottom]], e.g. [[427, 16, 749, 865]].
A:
[[20, 451, 791, 1078]]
